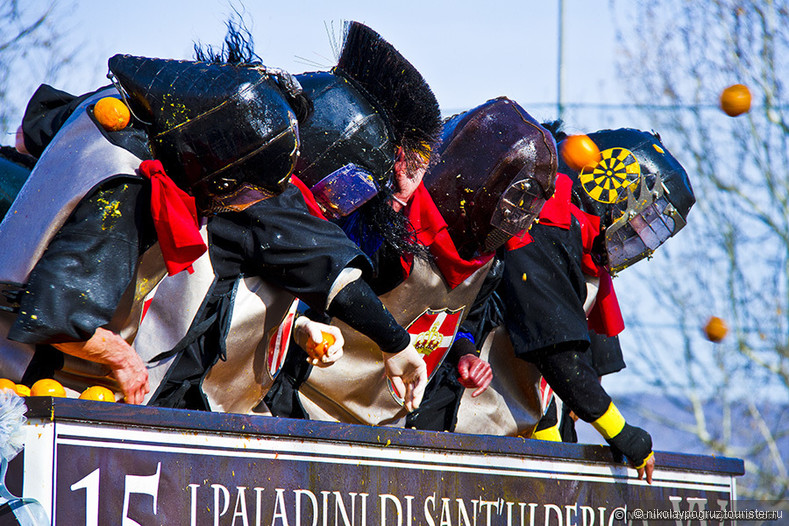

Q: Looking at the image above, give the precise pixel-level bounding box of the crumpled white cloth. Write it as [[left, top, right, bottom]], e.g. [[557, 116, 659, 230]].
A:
[[0, 389, 26, 461]]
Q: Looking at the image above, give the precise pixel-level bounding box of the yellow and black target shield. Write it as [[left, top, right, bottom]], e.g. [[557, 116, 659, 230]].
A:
[[578, 147, 641, 204]]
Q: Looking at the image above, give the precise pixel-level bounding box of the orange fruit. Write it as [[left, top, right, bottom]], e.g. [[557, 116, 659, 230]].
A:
[[704, 316, 728, 342], [560, 134, 601, 172], [0, 378, 16, 393], [31, 378, 67, 397], [15, 385, 30, 397], [720, 84, 751, 117], [308, 332, 337, 358], [94, 97, 131, 131], [79, 385, 116, 402]]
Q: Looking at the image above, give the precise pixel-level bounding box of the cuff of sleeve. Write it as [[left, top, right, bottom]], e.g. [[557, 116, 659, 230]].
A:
[[634, 451, 654, 470], [592, 402, 626, 440]]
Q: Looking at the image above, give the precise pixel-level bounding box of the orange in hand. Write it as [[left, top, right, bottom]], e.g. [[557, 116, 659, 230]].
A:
[[31, 378, 67, 397], [94, 97, 131, 131], [308, 332, 336, 358], [561, 134, 601, 172], [79, 385, 116, 402]]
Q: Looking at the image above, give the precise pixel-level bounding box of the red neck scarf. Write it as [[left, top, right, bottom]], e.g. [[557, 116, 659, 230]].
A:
[[290, 175, 327, 219], [501, 172, 624, 335], [138, 160, 207, 275], [405, 183, 493, 289]]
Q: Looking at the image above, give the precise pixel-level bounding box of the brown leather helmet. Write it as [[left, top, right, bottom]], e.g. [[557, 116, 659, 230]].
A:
[[424, 97, 558, 260]]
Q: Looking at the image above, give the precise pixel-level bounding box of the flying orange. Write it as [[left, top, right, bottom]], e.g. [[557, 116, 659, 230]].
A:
[[561, 134, 601, 172]]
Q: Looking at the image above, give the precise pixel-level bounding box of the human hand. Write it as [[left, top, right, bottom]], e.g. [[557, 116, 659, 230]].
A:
[[390, 147, 429, 212], [637, 453, 655, 484], [606, 423, 655, 485], [382, 345, 427, 412], [89, 328, 149, 404], [15, 125, 28, 155], [457, 354, 492, 397], [54, 327, 149, 404], [294, 317, 344, 366]]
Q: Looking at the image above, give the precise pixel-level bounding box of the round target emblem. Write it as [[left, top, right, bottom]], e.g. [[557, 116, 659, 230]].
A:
[[578, 147, 641, 204]]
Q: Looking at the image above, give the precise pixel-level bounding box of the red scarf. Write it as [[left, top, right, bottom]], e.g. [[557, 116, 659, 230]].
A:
[[290, 175, 327, 219], [406, 183, 493, 289], [138, 160, 207, 275]]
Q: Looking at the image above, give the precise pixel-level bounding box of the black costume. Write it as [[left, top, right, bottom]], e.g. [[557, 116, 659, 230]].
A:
[[497, 174, 653, 465], [265, 98, 557, 427], [115, 21, 440, 412], [146, 184, 409, 409]]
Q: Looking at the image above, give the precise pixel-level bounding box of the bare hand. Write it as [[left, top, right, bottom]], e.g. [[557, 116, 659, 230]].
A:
[[457, 354, 492, 397], [637, 453, 655, 484], [382, 345, 427, 412], [53, 327, 149, 404], [15, 125, 28, 155], [294, 317, 344, 367]]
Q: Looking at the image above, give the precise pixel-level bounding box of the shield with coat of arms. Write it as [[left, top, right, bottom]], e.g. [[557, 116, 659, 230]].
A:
[[388, 306, 465, 405]]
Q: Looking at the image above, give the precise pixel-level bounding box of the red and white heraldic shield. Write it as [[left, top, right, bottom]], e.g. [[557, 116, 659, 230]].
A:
[[388, 307, 465, 405], [267, 298, 300, 378]]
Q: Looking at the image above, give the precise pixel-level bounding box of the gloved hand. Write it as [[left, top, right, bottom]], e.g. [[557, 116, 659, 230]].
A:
[[293, 316, 344, 367], [382, 344, 427, 412], [606, 423, 655, 484], [457, 354, 492, 397], [591, 401, 655, 484]]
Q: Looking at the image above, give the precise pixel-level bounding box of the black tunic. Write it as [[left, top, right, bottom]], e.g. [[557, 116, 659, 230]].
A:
[[499, 217, 590, 357], [148, 185, 378, 409]]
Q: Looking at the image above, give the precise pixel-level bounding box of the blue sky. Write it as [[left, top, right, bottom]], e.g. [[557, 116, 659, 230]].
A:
[[16, 0, 628, 131]]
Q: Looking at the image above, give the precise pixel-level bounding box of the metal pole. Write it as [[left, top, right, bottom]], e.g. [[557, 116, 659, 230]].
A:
[[557, 0, 565, 120]]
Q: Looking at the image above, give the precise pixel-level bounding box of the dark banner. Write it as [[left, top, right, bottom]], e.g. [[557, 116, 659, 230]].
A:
[[50, 422, 734, 526]]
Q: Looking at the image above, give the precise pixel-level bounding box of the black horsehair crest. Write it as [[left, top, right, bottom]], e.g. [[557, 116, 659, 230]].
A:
[[336, 21, 441, 164]]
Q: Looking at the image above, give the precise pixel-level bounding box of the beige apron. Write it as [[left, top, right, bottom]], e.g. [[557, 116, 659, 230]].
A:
[[454, 326, 543, 437], [135, 229, 294, 414], [298, 257, 493, 426]]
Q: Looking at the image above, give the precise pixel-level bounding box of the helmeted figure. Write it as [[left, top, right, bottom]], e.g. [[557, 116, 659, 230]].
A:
[[0, 85, 164, 398], [266, 97, 558, 426], [0, 22, 433, 411], [455, 125, 695, 483]]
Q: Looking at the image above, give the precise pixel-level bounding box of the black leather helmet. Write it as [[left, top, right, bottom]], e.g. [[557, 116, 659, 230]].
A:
[[108, 54, 300, 213], [424, 98, 558, 259]]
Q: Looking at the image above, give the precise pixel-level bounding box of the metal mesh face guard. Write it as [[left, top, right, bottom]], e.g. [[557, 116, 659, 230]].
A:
[[490, 177, 547, 239], [604, 173, 686, 272], [560, 128, 695, 274]]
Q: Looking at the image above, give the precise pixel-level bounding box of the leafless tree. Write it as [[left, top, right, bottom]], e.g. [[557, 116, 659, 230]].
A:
[[610, 0, 789, 501], [0, 0, 74, 140]]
